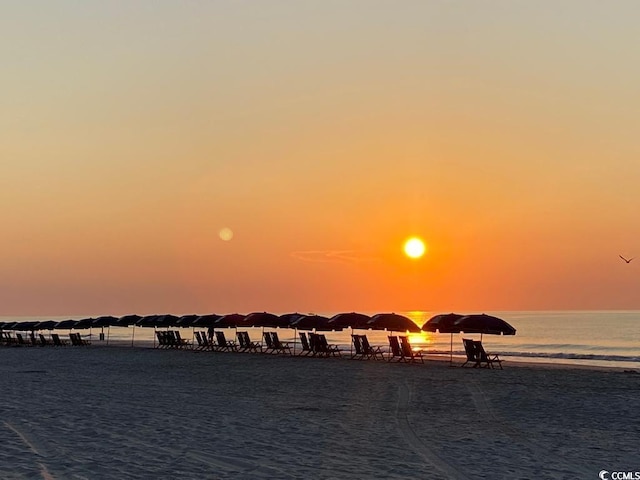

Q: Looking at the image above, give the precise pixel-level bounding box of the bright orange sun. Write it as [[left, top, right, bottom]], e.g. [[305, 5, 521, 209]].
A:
[[403, 237, 426, 259]]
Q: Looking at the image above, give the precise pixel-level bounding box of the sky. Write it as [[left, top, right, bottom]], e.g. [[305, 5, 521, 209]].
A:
[[2, 1, 640, 316]]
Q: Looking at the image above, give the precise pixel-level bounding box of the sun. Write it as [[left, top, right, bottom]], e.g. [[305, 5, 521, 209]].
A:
[[403, 237, 426, 259]]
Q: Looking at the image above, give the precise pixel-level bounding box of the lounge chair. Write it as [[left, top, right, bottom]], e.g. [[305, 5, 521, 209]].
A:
[[310, 333, 340, 357], [51, 333, 68, 346], [387, 336, 403, 362], [237, 331, 261, 353], [194, 331, 206, 350], [270, 332, 292, 355], [215, 331, 238, 352], [70, 333, 90, 346], [350, 334, 366, 359], [297, 332, 314, 356], [474, 340, 502, 369], [16, 333, 30, 346], [361, 335, 384, 360], [39, 334, 51, 346], [173, 331, 190, 348], [461, 338, 478, 367], [399, 336, 424, 363], [155, 331, 169, 348]]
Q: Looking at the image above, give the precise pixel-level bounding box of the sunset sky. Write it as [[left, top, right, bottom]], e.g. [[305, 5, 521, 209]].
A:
[[3, 1, 640, 316]]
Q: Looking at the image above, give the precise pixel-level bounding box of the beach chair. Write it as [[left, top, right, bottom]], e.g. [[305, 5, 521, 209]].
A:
[[236, 331, 261, 353], [399, 336, 424, 363], [387, 336, 403, 362], [270, 332, 292, 355], [173, 331, 190, 348], [297, 332, 314, 356], [474, 340, 503, 369], [51, 333, 68, 346], [39, 334, 51, 346], [194, 331, 205, 350], [350, 334, 366, 359], [70, 333, 91, 346], [360, 335, 385, 360], [215, 331, 238, 352], [3, 332, 17, 345], [310, 333, 340, 357], [461, 338, 479, 367], [16, 333, 30, 346]]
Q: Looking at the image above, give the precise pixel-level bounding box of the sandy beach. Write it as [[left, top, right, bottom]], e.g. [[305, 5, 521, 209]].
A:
[[0, 345, 638, 479]]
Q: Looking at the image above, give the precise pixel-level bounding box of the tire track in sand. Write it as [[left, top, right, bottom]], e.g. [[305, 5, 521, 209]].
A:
[[396, 383, 468, 480], [465, 379, 594, 478], [4, 421, 55, 480]]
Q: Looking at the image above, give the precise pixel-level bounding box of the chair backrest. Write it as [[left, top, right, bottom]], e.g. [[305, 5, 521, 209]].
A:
[[215, 331, 227, 347], [388, 336, 401, 357], [156, 331, 165, 346], [263, 331, 274, 348], [360, 335, 374, 354], [462, 338, 477, 361], [399, 336, 413, 357], [271, 332, 284, 348], [299, 332, 310, 350], [473, 340, 488, 361], [16, 333, 26, 345], [51, 333, 62, 346], [39, 334, 48, 346], [194, 331, 203, 346], [352, 335, 363, 355], [236, 331, 245, 348], [69, 333, 78, 346]]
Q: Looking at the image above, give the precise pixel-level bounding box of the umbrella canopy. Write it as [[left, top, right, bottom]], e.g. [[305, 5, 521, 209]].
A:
[[55, 319, 78, 329], [244, 312, 287, 328], [136, 315, 161, 327], [117, 314, 142, 327], [34, 320, 58, 331], [451, 314, 516, 335], [279, 312, 307, 325], [214, 313, 247, 328], [92, 316, 119, 328], [421, 313, 465, 333], [74, 318, 95, 329], [193, 314, 222, 328], [328, 312, 371, 330], [290, 315, 339, 332], [177, 314, 200, 328], [1, 322, 17, 330], [368, 313, 421, 333], [15, 321, 38, 331], [155, 314, 182, 328]]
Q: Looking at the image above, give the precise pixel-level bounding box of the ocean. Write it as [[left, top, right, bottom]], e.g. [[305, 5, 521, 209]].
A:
[[2, 311, 639, 369]]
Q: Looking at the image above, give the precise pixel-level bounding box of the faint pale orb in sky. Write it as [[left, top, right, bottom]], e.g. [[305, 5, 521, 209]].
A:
[[219, 227, 234, 241]]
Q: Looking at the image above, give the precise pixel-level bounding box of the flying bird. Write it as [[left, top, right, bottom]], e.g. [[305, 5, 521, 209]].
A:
[[619, 255, 634, 264]]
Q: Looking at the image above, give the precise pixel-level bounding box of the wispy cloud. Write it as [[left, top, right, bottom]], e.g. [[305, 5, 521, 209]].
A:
[[290, 250, 379, 264]]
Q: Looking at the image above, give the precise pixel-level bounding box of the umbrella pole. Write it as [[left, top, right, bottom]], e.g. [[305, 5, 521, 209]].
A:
[[106, 326, 110, 346], [450, 333, 453, 366], [293, 328, 297, 355], [131, 325, 136, 347], [350, 327, 353, 357]]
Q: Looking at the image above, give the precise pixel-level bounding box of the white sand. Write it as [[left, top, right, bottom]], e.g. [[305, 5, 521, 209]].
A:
[[0, 345, 638, 479]]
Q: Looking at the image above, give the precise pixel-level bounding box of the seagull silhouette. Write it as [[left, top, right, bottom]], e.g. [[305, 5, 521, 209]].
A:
[[619, 255, 634, 264]]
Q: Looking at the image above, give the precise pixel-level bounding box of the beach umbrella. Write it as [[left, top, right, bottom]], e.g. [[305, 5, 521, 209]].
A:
[[74, 318, 94, 329], [92, 316, 119, 344], [117, 314, 142, 327], [215, 313, 247, 328], [328, 312, 371, 330], [194, 314, 221, 328], [452, 314, 516, 337], [177, 314, 199, 328], [55, 319, 78, 330], [116, 314, 142, 346], [368, 313, 420, 333], [15, 321, 38, 331], [244, 312, 286, 328], [279, 313, 307, 325], [291, 315, 338, 332], [421, 313, 465, 334], [422, 313, 465, 365], [2, 322, 17, 330]]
